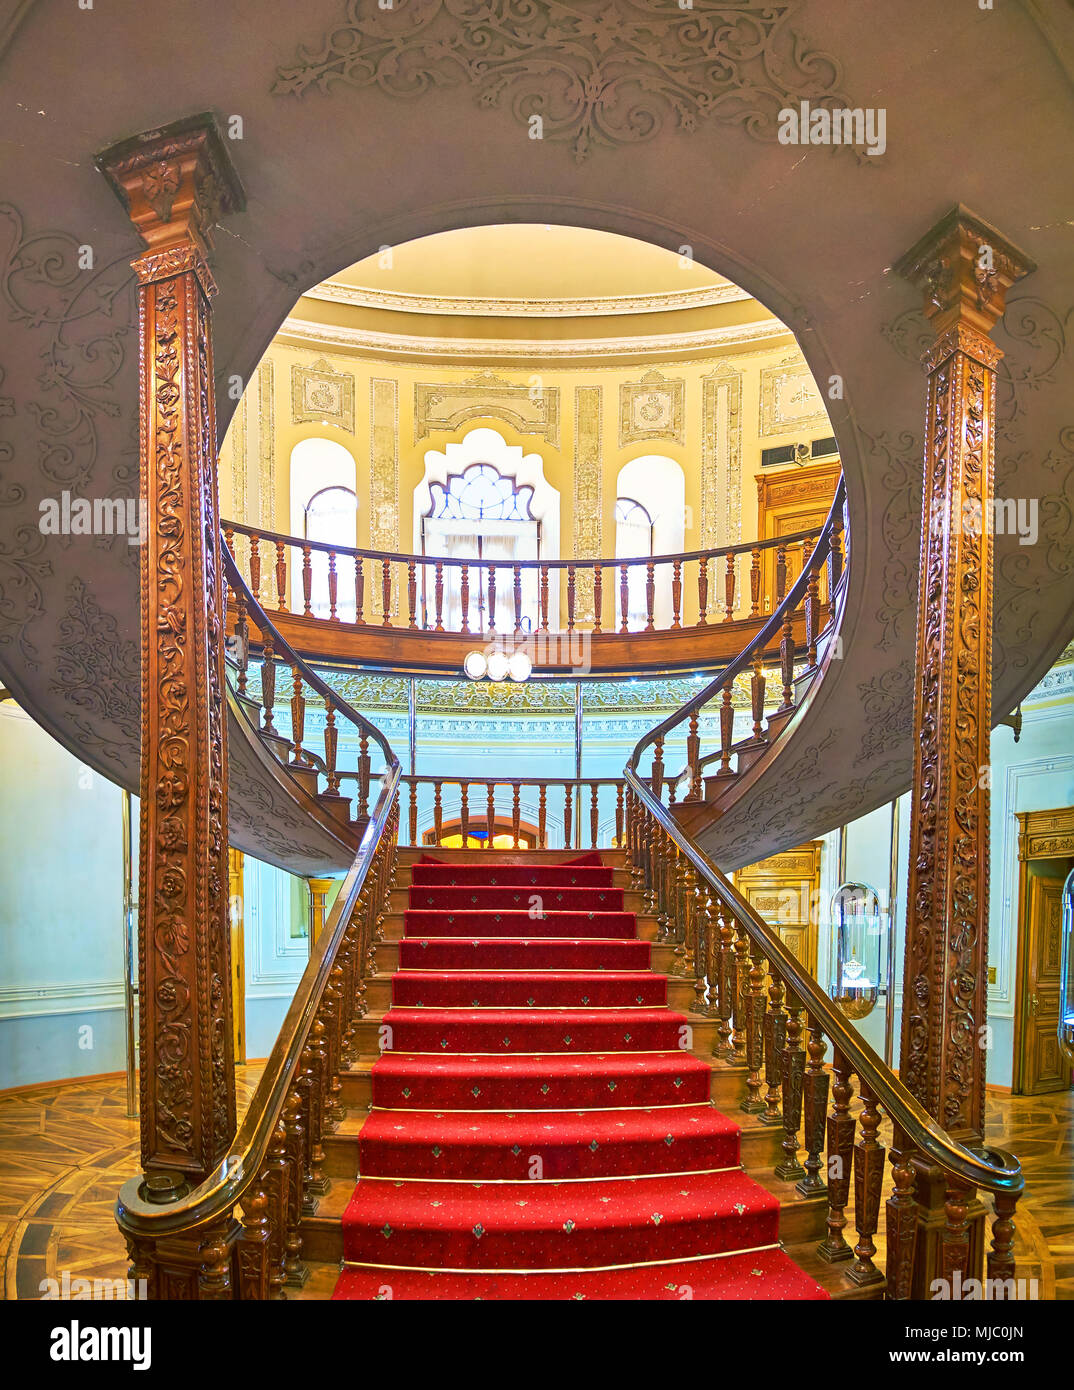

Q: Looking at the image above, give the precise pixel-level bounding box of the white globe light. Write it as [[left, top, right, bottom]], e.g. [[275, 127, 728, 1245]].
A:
[[507, 651, 532, 682], [486, 651, 510, 682], [463, 650, 487, 680]]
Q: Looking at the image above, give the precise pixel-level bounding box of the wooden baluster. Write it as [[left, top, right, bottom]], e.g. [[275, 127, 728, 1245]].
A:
[[775, 543, 787, 605], [817, 1051, 856, 1263], [803, 538, 820, 667], [885, 1125, 918, 1300], [249, 532, 262, 600], [282, 1088, 309, 1287], [713, 905, 735, 1055], [776, 994, 807, 1179], [686, 712, 701, 799], [275, 540, 287, 611], [692, 876, 711, 1015], [408, 560, 419, 630], [235, 591, 249, 696], [645, 560, 656, 631], [741, 943, 766, 1113], [723, 550, 735, 622], [327, 549, 338, 621], [460, 562, 470, 633], [718, 680, 734, 777], [236, 1179, 271, 1300], [797, 1019, 830, 1195], [512, 563, 522, 632], [731, 922, 750, 1064], [223, 522, 235, 557], [487, 782, 496, 846], [750, 545, 761, 616], [433, 560, 444, 632], [357, 732, 370, 819], [539, 564, 549, 631], [433, 780, 443, 846], [619, 562, 629, 633], [940, 1180, 974, 1297], [408, 780, 417, 846], [986, 1189, 1021, 1294], [460, 781, 470, 846], [302, 1029, 329, 1201], [323, 703, 339, 793], [486, 562, 496, 632], [828, 506, 845, 596], [538, 784, 547, 849], [301, 544, 312, 616], [671, 559, 682, 629], [592, 562, 603, 634], [760, 969, 787, 1126], [289, 666, 308, 765], [355, 556, 364, 624], [847, 1080, 886, 1286], [563, 783, 573, 850], [697, 554, 709, 626], [261, 640, 277, 735], [673, 852, 691, 975], [650, 735, 665, 802], [779, 603, 795, 710], [589, 782, 599, 848], [567, 565, 576, 633], [614, 783, 624, 848], [264, 1119, 289, 1298], [380, 558, 391, 627], [511, 783, 521, 848], [751, 654, 766, 742]]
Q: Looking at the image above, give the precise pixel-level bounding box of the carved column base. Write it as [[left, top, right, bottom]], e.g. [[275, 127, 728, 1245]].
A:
[[908, 1157, 987, 1299]]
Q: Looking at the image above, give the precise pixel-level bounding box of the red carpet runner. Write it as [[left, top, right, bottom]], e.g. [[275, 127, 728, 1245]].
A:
[[333, 853, 827, 1301]]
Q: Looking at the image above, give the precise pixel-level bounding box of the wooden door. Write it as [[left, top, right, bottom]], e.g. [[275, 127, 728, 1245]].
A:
[[1018, 872, 1072, 1093], [733, 842, 822, 975]]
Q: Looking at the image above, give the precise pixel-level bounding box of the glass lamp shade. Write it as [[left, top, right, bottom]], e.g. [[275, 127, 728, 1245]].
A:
[[507, 651, 532, 682], [828, 882, 883, 1020], [463, 650, 487, 680], [486, 651, 510, 682], [1060, 868, 1074, 1065]]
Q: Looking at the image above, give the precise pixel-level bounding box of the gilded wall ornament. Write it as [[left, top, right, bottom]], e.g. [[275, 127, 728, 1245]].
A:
[[291, 356, 355, 432], [414, 372, 559, 446], [618, 369, 685, 447], [573, 386, 602, 621], [700, 362, 743, 548], [257, 359, 276, 529], [370, 378, 400, 617], [274, 0, 854, 163], [759, 356, 830, 437]]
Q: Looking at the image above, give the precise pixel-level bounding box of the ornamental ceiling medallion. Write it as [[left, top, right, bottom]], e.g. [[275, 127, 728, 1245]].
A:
[[619, 369, 685, 447], [274, 0, 854, 161]]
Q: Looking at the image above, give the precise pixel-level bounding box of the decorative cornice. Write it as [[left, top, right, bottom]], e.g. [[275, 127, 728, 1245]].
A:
[[278, 315, 790, 362], [302, 281, 752, 317]]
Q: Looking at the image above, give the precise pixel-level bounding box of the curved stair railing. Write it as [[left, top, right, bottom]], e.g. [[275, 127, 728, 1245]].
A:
[[116, 541, 401, 1300], [622, 478, 1024, 1299]]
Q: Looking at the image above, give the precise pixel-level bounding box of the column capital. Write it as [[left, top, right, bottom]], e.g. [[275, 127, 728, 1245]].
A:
[[96, 112, 245, 261], [894, 203, 1035, 338]]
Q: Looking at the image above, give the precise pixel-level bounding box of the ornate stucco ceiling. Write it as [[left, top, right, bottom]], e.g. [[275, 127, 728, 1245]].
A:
[[1, 0, 1073, 873]]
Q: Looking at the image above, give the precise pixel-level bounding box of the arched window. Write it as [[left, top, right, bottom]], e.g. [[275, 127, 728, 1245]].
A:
[[305, 485, 358, 619], [614, 496, 654, 631], [289, 438, 358, 620], [422, 461, 541, 631]]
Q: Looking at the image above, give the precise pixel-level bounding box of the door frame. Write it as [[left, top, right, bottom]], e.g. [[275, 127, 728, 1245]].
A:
[[1012, 807, 1074, 1094]]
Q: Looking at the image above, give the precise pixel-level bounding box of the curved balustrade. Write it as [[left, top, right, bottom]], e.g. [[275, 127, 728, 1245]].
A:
[[222, 518, 827, 674], [400, 775, 627, 851], [622, 477, 1024, 1299], [115, 542, 402, 1299]]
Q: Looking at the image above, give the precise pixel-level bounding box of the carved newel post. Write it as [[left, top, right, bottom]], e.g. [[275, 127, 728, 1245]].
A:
[[98, 117, 246, 1203], [894, 206, 1034, 1291]]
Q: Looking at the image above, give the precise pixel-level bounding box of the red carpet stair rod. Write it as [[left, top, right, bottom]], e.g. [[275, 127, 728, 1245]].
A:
[[332, 852, 828, 1301]]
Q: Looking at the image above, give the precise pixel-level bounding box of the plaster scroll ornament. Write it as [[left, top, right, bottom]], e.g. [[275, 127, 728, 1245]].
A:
[[274, 0, 856, 162]]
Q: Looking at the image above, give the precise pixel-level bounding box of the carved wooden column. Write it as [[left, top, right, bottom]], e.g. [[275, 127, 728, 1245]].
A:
[[98, 117, 245, 1198], [894, 209, 1034, 1297], [894, 206, 1034, 1144]]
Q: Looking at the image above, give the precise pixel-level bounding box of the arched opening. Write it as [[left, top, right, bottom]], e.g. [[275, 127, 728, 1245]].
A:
[[615, 455, 686, 630], [289, 437, 359, 618]]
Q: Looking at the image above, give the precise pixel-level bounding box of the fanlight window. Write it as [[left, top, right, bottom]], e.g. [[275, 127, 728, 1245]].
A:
[[422, 463, 540, 631], [428, 463, 536, 524]]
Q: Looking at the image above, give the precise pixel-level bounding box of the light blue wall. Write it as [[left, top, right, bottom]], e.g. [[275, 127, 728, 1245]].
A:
[[0, 703, 128, 1089]]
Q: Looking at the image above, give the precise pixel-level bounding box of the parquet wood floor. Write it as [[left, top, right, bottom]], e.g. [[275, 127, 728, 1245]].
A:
[[0, 1070, 1068, 1300]]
